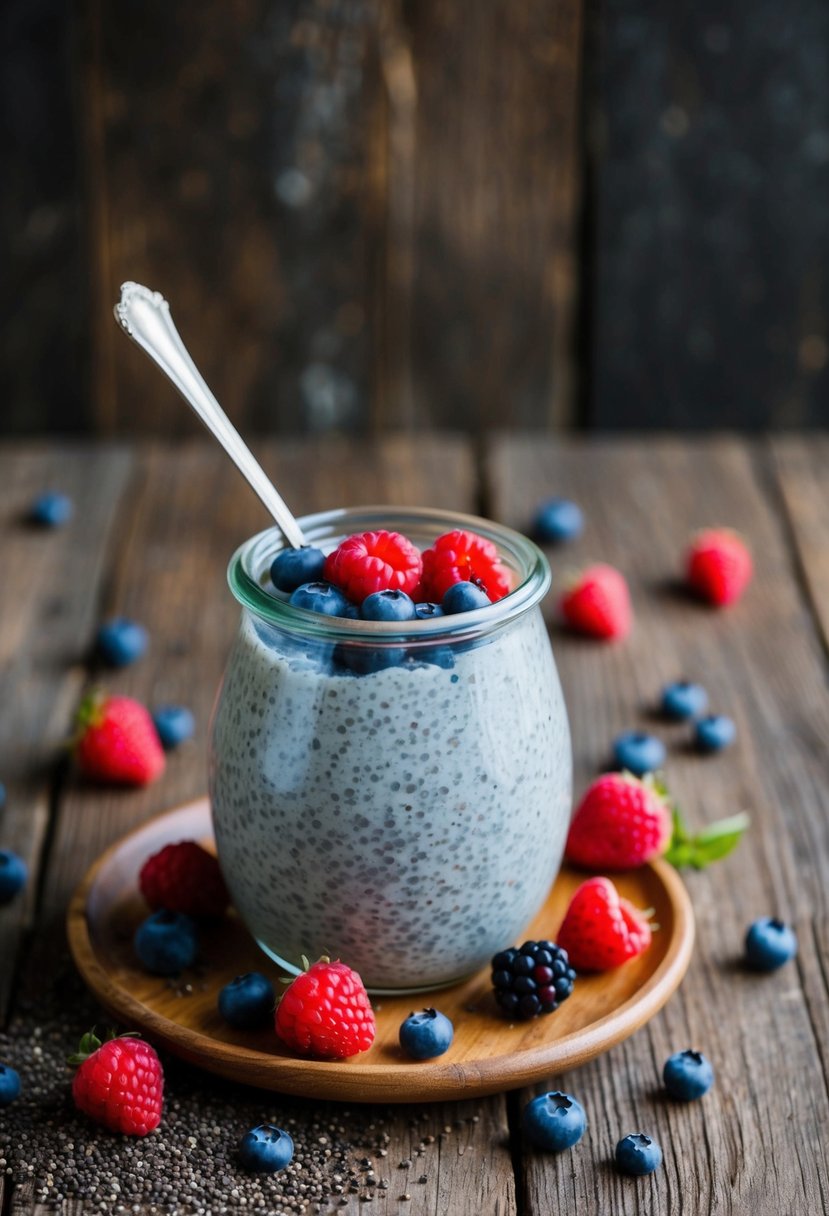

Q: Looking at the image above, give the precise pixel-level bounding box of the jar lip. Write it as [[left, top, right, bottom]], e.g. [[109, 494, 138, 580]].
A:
[[227, 505, 551, 642]]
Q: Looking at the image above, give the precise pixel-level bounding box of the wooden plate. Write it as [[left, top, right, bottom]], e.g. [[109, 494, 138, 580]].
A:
[[67, 799, 694, 1103]]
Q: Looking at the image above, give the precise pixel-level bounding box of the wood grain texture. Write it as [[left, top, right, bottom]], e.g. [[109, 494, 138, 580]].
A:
[[377, 0, 584, 430], [0, 445, 131, 1020], [587, 1, 829, 429], [0, 1, 89, 434], [769, 434, 829, 655], [86, 0, 378, 436], [487, 434, 829, 1213], [79, 0, 583, 437]]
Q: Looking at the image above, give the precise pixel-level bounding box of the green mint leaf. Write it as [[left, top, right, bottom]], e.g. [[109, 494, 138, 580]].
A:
[[665, 811, 749, 870]]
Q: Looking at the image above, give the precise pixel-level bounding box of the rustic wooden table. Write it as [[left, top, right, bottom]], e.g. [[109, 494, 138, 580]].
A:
[[1, 434, 827, 1215]]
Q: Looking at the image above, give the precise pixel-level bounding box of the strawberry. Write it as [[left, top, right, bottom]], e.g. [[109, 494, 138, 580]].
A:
[[557, 876, 652, 971], [274, 958, 376, 1059], [559, 563, 631, 640], [419, 529, 511, 603], [685, 527, 753, 606], [139, 840, 229, 917], [70, 1030, 164, 1136], [74, 692, 165, 786], [566, 773, 672, 870], [324, 530, 422, 603]]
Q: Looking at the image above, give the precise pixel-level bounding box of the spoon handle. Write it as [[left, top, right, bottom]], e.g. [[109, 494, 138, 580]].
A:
[[114, 282, 306, 549]]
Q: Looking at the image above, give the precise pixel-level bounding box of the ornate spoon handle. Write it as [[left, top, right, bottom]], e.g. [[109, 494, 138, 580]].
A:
[[114, 282, 306, 549]]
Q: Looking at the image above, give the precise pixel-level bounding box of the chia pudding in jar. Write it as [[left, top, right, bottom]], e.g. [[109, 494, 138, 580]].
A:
[[209, 507, 572, 992]]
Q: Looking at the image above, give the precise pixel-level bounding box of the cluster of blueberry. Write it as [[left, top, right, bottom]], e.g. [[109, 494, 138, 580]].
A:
[[520, 1050, 712, 1174], [610, 679, 736, 779]]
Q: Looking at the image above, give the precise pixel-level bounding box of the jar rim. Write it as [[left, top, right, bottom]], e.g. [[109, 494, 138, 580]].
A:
[[227, 505, 551, 643]]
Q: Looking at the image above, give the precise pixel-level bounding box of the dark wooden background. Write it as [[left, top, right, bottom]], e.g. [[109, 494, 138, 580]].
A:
[[2, 0, 828, 436]]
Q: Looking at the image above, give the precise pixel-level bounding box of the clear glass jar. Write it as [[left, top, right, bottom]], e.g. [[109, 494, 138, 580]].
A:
[[208, 507, 572, 993]]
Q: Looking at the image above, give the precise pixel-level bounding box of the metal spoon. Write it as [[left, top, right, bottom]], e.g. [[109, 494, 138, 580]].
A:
[[113, 281, 306, 549]]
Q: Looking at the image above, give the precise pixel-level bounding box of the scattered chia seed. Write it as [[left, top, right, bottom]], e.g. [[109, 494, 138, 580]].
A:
[[0, 965, 407, 1214]]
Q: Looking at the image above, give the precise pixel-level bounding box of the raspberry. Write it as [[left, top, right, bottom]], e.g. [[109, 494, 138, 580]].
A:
[[139, 840, 229, 917], [565, 773, 672, 870], [559, 564, 631, 640], [419, 530, 511, 603], [274, 959, 376, 1059], [490, 940, 576, 1020], [324, 531, 422, 604], [685, 527, 752, 606], [557, 876, 652, 971], [70, 1031, 164, 1136], [74, 693, 165, 786]]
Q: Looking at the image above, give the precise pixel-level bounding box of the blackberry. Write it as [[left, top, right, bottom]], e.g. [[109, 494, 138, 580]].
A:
[[491, 940, 577, 1019]]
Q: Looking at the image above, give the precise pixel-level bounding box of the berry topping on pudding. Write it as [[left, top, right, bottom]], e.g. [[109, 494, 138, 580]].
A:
[[324, 530, 422, 603], [420, 529, 510, 603]]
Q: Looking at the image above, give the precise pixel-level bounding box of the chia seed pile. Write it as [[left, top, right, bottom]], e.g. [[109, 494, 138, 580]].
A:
[[0, 963, 480, 1214]]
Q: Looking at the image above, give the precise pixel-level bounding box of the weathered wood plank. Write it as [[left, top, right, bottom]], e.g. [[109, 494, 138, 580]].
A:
[[5, 436, 515, 1215], [588, 2, 829, 429], [0, 2, 89, 434], [769, 434, 829, 655], [82, 0, 583, 439], [85, 0, 380, 437], [376, 0, 584, 430], [487, 436, 829, 1213], [0, 445, 132, 1021]]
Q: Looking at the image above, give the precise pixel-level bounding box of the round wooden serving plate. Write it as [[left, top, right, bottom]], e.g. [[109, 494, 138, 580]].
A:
[[67, 799, 694, 1104]]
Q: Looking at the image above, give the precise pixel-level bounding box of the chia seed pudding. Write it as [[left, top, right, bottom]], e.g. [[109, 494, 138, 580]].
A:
[[208, 508, 572, 992]]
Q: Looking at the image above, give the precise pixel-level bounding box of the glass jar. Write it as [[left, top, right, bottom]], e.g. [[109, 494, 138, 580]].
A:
[[208, 507, 572, 993]]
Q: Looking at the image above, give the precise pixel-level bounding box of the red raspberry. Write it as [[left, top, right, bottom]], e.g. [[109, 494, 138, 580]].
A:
[[139, 840, 229, 917], [70, 1031, 164, 1136], [565, 773, 672, 870], [74, 693, 165, 786], [274, 959, 376, 1059], [559, 563, 631, 639], [419, 530, 511, 603], [324, 531, 422, 603], [557, 876, 653, 971], [685, 527, 752, 606]]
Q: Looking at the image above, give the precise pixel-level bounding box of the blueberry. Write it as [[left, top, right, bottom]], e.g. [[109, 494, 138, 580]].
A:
[[0, 851, 27, 904], [134, 910, 198, 975], [695, 714, 736, 753], [663, 1050, 714, 1100], [413, 644, 455, 670], [239, 1124, 294, 1173], [0, 782, 5, 809], [30, 491, 73, 527], [270, 546, 326, 593], [533, 498, 584, 544], [218, 972, 275, 1029], [289, 582, 352, 618], [442, 581, 491, 614], [414, 602, 444, 619], [522, 1091, 587, 1151], [97, 617, 149, 667], [336, 643, 407, 675], [399, 1008, 454, 1059], [152, 705, 195, 749], [0, 1064, 21, 1106], [613, 731, 666, 776], [615, 1132, 662, 1176], [661, 680, 708, 720], [745, 916, 797, 971], [361, 590, 417, 622]]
